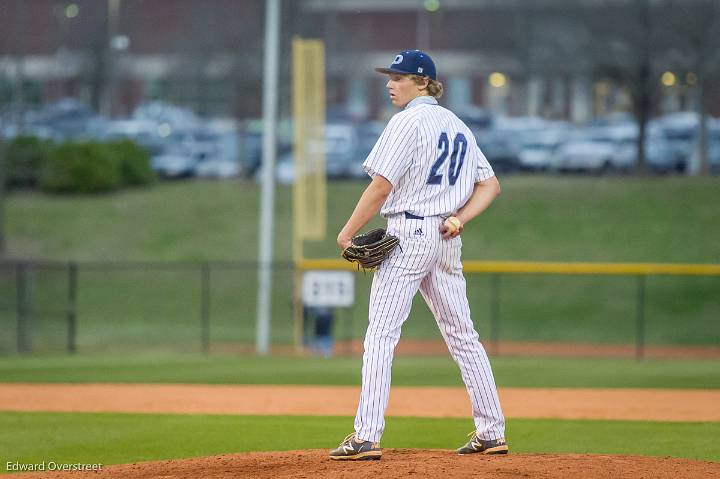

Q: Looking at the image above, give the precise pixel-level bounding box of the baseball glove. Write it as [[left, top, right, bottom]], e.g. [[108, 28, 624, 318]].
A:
[[342, 228, 400, 270]]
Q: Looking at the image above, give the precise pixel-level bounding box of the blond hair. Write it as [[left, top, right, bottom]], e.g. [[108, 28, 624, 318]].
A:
[[411, 75, 444, 99]]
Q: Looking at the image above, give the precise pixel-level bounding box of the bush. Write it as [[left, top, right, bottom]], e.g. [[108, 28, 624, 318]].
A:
[[40, 142, 122, 193], [4, 136, 51, 187], [102, 139, 155, 186]]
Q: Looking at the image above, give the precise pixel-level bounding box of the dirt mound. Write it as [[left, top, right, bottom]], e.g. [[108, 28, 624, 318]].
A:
[[13, 450, 720, 479]]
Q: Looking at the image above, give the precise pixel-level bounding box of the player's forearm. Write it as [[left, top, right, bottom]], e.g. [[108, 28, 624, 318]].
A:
[[337, 176, 392, 247], [455, 176, 501, 225]]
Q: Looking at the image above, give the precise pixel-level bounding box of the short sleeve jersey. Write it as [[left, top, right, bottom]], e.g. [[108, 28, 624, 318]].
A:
[[363, 96, 495, 218]]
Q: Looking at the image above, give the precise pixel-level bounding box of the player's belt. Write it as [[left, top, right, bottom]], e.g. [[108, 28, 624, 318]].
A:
[[404, 212, 424, 220]]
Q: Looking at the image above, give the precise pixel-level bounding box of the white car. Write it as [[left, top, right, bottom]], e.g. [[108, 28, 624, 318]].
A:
[[552, 136, 616, 172], [518, 129, 567, 171], [553, 124, 642, 173], [151, 152, 197, 178], [151, 140, 200, 178], [255, 123, 361, 184], [194, 159, 241, 178]]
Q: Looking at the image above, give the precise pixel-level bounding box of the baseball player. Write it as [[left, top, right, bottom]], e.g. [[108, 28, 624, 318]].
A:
[[329, 50, 507, 461]]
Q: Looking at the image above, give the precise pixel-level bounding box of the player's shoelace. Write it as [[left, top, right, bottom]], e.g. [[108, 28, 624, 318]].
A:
[[466, 431, 482, 449], [341, 432, 357, 446]]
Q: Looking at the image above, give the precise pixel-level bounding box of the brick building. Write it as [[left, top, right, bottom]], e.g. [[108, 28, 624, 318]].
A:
[[1, 0, 717, 120]]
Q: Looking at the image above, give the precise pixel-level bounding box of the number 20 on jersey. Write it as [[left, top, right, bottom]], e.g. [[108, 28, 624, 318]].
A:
[[426, 132, 467, 186]]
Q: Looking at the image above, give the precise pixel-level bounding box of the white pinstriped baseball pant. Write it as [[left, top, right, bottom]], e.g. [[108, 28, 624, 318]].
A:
[[354, 213, 505, 444]]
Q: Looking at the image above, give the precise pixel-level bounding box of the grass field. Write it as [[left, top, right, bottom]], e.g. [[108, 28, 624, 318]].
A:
[[2, 177, 718, 471], [2, 354, 720, 470], [2, 412, 719, 472], [6, 176, 720, 263], [1, 354, 719, 389], [2, 176, 720, 353]]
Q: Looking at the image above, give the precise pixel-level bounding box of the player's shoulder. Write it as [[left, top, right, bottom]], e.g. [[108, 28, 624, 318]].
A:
[[430, 105, 475, 134], [386, 107, 423, 131], [391, 105, 427, 121]]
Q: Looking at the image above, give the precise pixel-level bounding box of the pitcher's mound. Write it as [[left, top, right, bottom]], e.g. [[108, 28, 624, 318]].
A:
[[15, 449, 720, 478]]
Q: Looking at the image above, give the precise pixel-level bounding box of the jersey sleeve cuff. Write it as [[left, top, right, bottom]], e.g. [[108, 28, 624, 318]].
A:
[[363, 164, 397, 187]]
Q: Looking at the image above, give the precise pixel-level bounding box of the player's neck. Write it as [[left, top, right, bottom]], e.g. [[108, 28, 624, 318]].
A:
[[401, 92, 430, 108]]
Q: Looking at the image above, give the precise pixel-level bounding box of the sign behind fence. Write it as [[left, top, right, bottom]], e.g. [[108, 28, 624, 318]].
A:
[[302, 271, 354, 307]]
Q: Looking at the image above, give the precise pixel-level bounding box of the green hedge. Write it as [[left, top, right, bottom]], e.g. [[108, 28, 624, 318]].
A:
[[4, 136, 51, 187], [103, 139, 155, 186], [40, 142, 121, 193], [26, 139, 155, 194]]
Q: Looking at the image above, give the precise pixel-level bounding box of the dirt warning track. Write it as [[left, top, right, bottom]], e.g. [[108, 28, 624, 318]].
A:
[[1, 383, 719, 422]]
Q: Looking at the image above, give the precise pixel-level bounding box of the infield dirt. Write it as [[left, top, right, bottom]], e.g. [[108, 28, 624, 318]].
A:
[[1, 383, 718, 421], [3, 383, 719, 478], [10, 450, 720, 479]]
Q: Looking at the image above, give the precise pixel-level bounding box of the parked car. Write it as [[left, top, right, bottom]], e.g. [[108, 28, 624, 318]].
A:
[[652, 112, 698, 172], [600, 123, 638, 171], [193, 120, 241, 179], [645, 129, 681, 172], [710, 130, 720, 174], [238, 119, 293, 178], [101, 119, 166, 155], [552, 124, 641, 173], [476, 129, 521, 172], [255, 122, 364, 183], [688, 122, 720, 174], [350, 121, 385, 179], [456, 105, 493, 133], [194, 158, 241, 178], [1, 123, 57, 141], [551, 132, 616, 173], [150, 137, 201, 178], [325, 123, 360, 179], [517, 129, 567, 171], [33, 98, 100, 140]]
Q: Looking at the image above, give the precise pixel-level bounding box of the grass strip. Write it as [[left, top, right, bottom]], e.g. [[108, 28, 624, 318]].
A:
[[0, 354, 719, 389], [1, 412, 718, 473]]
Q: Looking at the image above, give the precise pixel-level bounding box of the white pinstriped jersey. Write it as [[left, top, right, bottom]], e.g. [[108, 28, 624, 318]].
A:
[[363, 96, 495, 218]]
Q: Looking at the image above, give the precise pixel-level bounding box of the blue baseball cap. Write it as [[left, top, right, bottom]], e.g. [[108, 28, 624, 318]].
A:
[[375, 50, 437, 80]]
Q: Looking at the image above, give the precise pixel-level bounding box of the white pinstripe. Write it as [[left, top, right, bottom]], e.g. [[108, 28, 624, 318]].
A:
[[354, 96, 505, 443], [363, 97, 494, 219]]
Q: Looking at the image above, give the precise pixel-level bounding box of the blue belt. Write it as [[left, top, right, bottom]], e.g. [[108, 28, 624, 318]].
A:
[[404, 212, 424, 220]]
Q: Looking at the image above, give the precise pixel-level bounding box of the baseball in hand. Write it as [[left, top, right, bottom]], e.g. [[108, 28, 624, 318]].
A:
[[444, 216, 462, 234]]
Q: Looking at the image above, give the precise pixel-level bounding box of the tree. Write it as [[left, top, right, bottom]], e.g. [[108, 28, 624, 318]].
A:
[[659, 0, 720, 175], [584, 0, 661, 173]]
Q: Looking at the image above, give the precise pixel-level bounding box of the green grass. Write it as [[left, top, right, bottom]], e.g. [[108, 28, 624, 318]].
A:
[[0, 412, 718, 472], [1, 354, 719, 389], [2, 176, 719, 353], [6, 176, 720, 262]]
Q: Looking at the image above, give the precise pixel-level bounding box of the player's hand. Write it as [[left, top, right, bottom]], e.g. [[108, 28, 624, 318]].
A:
[[440, 216, 463, 240], [337, 234, 352, 250]]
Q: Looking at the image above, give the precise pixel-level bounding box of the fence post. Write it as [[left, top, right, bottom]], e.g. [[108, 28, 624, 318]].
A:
[[200, 262, 210, 354], [490, 273, 501, 356], [16, 262, 31, 353], [342, 307, 353, 356], [67, 262, 78, 354], [635, 275, 646, 360]]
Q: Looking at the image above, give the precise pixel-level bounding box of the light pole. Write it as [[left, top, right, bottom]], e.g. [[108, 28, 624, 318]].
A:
[[256, 0, 281, 355]]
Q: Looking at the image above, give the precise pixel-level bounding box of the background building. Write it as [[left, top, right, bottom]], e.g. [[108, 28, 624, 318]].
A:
[[1, 0, 719, 121]]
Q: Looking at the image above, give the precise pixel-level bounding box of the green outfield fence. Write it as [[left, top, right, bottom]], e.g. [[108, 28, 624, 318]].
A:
[[1, 260, 719, 358]]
